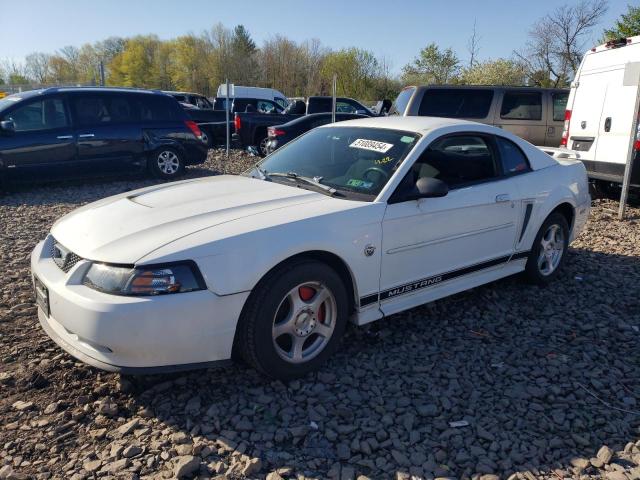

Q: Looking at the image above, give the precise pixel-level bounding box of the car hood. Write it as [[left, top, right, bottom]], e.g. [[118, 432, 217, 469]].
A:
[[50, 175, 328, 263]]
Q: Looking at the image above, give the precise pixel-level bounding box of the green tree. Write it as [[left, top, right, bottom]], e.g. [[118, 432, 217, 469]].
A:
[[603, 4, 640, 39], [321, 48, 380, 99], [461, 59, 528, 86], [107, 36, 162, 88], [402, 43, 460, 85]]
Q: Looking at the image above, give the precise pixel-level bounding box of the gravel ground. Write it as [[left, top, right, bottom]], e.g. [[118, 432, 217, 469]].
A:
[[0, 151, 639, 480]]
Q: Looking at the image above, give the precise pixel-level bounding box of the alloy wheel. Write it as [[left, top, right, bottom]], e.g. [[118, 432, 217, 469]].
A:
[[537, 223, 565, 276], [272, 282, 337, 364], [157, 151, 180, 175]]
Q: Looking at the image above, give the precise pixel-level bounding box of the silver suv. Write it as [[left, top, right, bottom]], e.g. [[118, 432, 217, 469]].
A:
[[390, 85, 569, 147]]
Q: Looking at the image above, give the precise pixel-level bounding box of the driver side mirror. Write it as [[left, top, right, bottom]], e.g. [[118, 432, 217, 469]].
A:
[[0, 120, 15, 133], [416, 177, 448, 198], [402, 177, 448, 202]]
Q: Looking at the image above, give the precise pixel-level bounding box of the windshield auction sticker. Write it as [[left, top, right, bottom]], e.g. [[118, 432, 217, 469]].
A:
[[349, 138, 394, 153]]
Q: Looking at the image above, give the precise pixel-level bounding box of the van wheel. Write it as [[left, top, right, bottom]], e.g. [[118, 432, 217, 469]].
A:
[[524, 212, 569, 285], [149, 148, 185, 179], [237, 259, 348, 380]]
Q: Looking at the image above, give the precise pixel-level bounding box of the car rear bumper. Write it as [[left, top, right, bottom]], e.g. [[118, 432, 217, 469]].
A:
[[31, 237, 249, 372], [183, 141, 208, 165]]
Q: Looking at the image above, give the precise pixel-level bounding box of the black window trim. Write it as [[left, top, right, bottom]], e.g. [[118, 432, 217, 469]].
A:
[[389, 131, 531, 203], [1, 94, 71, 133], [499, 90, 543, 121]]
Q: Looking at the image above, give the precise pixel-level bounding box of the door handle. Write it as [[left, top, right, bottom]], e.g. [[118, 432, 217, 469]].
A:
[[78, 133, 95, 138], [547, 126, 555, 135], [495, 194, 511, 203], [56, 135, 73, 139], [604, 117, 612, 132]]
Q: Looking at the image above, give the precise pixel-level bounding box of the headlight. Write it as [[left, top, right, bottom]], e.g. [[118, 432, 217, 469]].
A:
[[83, 262, 205, 296]]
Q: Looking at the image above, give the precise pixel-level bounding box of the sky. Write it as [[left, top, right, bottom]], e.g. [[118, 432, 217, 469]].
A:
[[0, 0, 632, 74]]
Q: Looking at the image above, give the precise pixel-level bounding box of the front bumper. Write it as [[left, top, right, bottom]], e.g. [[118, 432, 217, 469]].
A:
[[31, 236, 249, 372]]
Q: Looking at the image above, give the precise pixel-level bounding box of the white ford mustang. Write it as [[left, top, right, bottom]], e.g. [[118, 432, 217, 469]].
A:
[[31, 117, 590, 379]]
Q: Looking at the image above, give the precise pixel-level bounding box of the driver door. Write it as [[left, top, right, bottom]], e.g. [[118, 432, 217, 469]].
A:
[[379, 133, 521, 315]]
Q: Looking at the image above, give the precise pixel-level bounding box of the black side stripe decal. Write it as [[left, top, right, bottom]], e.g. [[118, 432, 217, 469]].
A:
[[519, 203, 533, 242], [359, 251, 530, 307]]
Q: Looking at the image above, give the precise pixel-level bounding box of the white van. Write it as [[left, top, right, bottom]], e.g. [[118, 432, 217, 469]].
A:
[[561, 36, 640, 186], [216, 85, 289, 109]]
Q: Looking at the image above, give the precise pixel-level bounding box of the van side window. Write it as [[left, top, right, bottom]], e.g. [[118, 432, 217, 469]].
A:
[[552, 92, 569, 121], [4, 98, 68, 131], [139, 96, 180, 121], [409, 135, 498, 189], [500, 91, 542, 120], [418, 89, 494, 119], [496, 137, 530, 174], [72, 96, 113, 126]]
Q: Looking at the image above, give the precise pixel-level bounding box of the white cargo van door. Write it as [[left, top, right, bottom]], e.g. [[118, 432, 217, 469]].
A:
[[594, 63, 639, 169], [567, 70, 609, 160]]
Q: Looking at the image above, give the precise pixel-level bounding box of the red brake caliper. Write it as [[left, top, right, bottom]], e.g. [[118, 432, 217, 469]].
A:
[[298, 286, 315, 301], [299, 286, 324, 323]]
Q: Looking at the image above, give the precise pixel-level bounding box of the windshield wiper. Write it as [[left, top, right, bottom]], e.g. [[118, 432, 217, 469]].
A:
[[268, 172, 338, 196]]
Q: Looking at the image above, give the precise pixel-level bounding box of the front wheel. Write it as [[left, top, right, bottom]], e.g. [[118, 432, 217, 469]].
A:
[[524, 212, 569, 285], [149, 148, 185, 179], [237, 260, 348, 379]]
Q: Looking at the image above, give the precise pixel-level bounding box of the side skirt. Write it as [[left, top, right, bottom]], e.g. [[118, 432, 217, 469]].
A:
[[352, 256, 528, 326]]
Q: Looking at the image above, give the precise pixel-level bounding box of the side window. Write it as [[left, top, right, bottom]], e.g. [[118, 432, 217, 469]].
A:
[[411, 135, 498, 188], [336, 101, 357, 113], [4, 97, 68, 131], [418, 89, 494, 119], [110, 96, 138, 123], [72, 95, 112, 126], [552, 92, 569, 122], [275, 98, 288, 109], [500, 91, 542, 120], [139, 96, 180, 121], [257, 100, 276, 113], [496, 136, 530, 174]]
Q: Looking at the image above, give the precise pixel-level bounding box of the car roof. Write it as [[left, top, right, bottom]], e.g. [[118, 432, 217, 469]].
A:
[[163, 90, 202, 96], [321, 116, 477, 133], [12, 87, 166, 97]]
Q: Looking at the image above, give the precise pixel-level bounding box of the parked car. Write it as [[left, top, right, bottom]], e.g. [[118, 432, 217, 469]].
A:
[[181, 96, 285, 147], [266, 112, 367, 153], [217, 85, 289, 109], [558, 35, 640, 188], [234, 96, 376, 156], [390, 85, 569, 147], [0, 87, 207, 183], [164, 91, 213, 110], [31, 116, 590, 379]]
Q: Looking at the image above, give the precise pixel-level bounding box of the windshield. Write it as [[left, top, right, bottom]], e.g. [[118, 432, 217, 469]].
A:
[[0, 95, 23, 113], [250, 126, 420, 200]]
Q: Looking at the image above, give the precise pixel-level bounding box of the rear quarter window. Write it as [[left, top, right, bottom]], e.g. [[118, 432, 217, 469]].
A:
[[389, 87, 415, 116], [139, 95, 183, 122], [418, 89, 494, 119], [552, 92, 569, 122]]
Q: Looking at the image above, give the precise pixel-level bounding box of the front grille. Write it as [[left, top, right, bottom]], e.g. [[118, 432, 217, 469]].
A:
[[50, 238, 83, 273]]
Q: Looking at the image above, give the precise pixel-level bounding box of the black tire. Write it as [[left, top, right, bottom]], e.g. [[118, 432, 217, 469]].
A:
[[148, 147, 185, 179], [254, 131, 269, 157], [237, 259, 348, 380], [524, 212, 570, 285], [201, 131, 213, 149]]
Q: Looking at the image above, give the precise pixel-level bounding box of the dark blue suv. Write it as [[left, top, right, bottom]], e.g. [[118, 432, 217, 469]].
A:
[[0, 87, 208, 183]]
